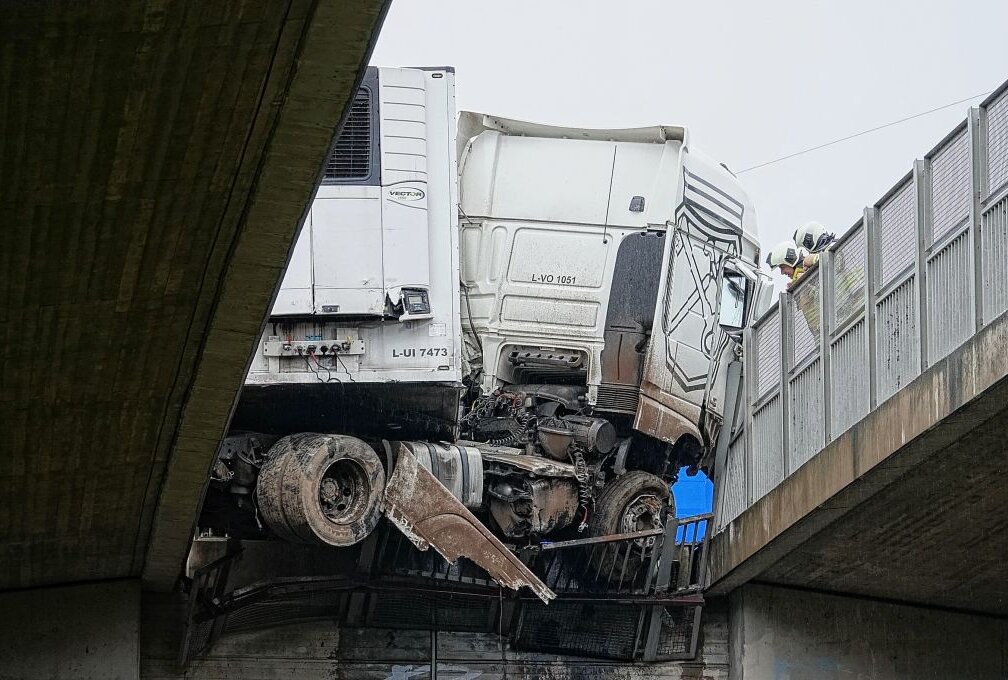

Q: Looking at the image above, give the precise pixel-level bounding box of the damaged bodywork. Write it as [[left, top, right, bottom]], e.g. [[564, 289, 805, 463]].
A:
[[384, 444, 556, 604]]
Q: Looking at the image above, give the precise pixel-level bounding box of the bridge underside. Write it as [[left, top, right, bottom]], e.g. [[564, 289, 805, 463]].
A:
[[0, 0, 387, 591], [708, 310, 1008, 615]]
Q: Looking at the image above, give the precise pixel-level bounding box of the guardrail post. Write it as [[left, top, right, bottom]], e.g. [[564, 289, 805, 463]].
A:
[[712, 356, 742, 529], [778, 292, 791, 478], [968, 107, 984, 330], [865, 207, 879, 410], [913, 159, 928, 372], [742, 327, 754, 511], [819, 248, 833, 445]]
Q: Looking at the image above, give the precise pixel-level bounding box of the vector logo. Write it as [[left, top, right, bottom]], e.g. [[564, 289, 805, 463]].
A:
[[388, 187, 425, 201]]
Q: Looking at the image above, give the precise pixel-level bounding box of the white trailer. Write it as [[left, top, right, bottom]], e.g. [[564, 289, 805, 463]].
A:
[[249, 65, 462, 385]]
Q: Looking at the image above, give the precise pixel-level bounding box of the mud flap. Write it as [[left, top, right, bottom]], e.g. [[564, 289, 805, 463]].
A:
[[384, 444, 556, 604]]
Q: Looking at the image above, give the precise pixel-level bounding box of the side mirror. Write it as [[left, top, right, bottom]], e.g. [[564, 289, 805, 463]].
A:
[[718, 270, 748, 332]]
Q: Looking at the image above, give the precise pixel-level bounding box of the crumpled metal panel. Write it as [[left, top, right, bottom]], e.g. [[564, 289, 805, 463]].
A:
[[476, 445, 577, 477], [384, 444, 556, 604]]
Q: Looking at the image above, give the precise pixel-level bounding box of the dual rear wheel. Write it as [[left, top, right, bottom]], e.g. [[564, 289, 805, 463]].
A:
[[256, 433, 385, 547]]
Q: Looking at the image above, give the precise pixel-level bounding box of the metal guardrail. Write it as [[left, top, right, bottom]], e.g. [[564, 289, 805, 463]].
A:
[[179, 514, 712, 665], [532, 513, 711, 599], [715, 82, 1008, 531]]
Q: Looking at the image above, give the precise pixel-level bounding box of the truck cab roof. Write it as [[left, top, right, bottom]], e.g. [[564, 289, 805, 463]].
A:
[[458, 111, 688, 148]]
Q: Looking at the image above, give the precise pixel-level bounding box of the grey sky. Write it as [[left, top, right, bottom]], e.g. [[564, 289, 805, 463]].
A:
[[371, 0, 1008, 281]]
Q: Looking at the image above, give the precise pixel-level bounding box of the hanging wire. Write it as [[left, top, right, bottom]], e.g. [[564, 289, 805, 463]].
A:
[[737, 91, 991, 174]]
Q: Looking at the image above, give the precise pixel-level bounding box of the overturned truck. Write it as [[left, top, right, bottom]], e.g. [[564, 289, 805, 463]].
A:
[[186, 65, 769, 663]]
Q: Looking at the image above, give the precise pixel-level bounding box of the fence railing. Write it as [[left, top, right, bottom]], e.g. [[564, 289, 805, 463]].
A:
[[179, 513, 713, 665], [715, 82, 1008, 531]]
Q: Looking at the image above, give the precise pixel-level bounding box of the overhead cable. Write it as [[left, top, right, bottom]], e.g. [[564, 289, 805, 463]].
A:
[[737, 91, 992, 174]]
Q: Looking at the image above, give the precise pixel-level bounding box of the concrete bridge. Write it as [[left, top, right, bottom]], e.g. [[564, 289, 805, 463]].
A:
[[0, 0, 387, 676], [707, 81, 1008, 677]]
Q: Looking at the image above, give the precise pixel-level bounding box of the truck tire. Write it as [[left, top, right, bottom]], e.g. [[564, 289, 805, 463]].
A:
[[256, 433, 385, 547], [587, 471, 673, 581]]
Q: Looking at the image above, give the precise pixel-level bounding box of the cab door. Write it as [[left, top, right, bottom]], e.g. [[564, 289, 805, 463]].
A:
[[704, 257, 770, 420], [635, 223, 735, 444]]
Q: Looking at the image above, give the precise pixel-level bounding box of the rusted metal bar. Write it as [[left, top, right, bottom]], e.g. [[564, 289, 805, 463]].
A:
[[539, 528, 664, 550], [617, 541, 632, 591], [653, 516, 679, 594], [594, 544, 610, 582], [642, 604, 662, 661]]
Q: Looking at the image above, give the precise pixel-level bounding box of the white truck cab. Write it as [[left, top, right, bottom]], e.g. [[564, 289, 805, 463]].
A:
[[457, 113, 765, 454]]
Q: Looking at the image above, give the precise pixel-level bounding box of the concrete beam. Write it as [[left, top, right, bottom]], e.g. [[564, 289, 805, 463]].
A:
[[0, 0, 388, 592], [708, 308, 1008, 595], [141, 0, 390, 591]]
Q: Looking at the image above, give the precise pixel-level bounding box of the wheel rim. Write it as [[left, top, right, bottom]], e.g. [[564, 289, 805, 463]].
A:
[[318, 458, 371, 524], [619, 492, 664, 549]]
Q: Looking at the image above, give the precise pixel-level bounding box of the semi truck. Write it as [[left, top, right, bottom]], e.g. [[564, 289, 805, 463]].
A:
[[196, 65, 769, 602]]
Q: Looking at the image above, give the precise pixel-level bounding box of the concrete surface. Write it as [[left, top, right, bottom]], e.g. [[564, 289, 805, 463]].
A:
[[708, 307, 1008, 613], [730, 584, 1007, 680], [0, 0, 388, 592], [140, 592, 731, 679], [0, 580, 141, 680]]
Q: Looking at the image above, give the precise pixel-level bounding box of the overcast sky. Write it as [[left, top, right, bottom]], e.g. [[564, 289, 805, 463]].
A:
[[371, 0, 1008, 280]]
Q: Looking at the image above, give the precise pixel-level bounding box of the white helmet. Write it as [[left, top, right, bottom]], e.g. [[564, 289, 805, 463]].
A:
[[766, 240, 801, 269], [794, 221, 834, 253]]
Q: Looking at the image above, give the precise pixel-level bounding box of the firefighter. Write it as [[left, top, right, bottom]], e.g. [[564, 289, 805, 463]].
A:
[[766, 240, 805, 284], [793, 221, 835, 269], [767, 239, 820, 337]]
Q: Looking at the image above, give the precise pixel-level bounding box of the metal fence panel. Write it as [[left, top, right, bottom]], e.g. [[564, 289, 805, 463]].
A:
[[750, 395, 783, 501], [875, 277, 919, 402], [930, 128, 972, 243], [721, 431, 747, 527], [787, 359, 823, 472], [926, 228, 972, 361], [833, 227, 866, 328], [981, 194, 1008, 322], [716, 83, 1008, 535], [829, 318, 868, 438], [754, 309, 781, 398], [878, 180, 917, 286], [986, 89, 1008, 197], [790, 271, 820, 366]]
